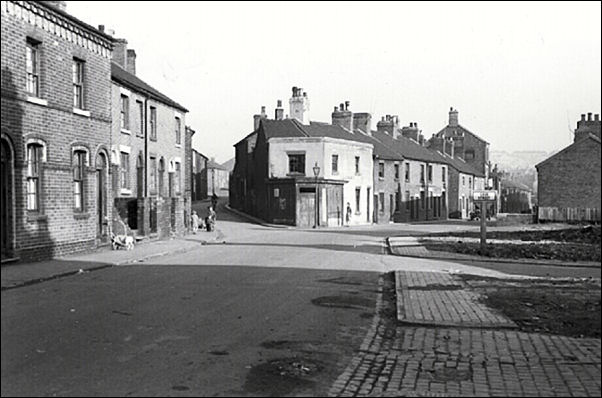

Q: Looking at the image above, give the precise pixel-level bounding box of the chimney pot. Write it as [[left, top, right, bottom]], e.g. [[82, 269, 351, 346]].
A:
[[261, 106, 266, 113], [277, 99, 282, 107], [581, 114, 586, 121], [345, 101, 350, 110], [595, 114, 600, 121], [98, 24, 105, 32], [334, 106, 338, 112], [588, 112, 593, 121]]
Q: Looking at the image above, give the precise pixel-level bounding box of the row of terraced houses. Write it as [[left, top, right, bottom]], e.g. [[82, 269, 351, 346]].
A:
[[1, 1, 194, 262], [231, 87, 496, 227]]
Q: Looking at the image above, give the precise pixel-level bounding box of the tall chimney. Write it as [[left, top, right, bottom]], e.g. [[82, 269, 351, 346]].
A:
[[449, 107, 459, 127], [112, 38, 128, 69], [588, 112, 593, 121], [353, 113, 372, 135], [253, 106, 268, 130], [332, 102, 353, 131], [275, 100, 284, 120], [289, 86, 310, 124], [126, 49, 136, 75], [376, 114, 399, 136]]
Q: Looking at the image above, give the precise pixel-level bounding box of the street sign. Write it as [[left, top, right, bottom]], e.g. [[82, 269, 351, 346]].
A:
[[473, 190, 497, 201]]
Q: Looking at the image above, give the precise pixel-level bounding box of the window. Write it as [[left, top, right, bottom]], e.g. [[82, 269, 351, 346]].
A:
[[120, 95, 129, 130], [26, 39, 40, 97], [72, 58, 84, 109], [288, 154, 305, 174], [379, 192, 385, 213], [405, 163, 410, 182], [428, 165, 433, 183], [26, 144, 42, 211], [420, 165, 425, 183], [150, 106, 157, 140], [405, 191, 410, 210], [73, 151, 86, 211], [136, 100, 144, 136], [149, 156, 157, 194], [355, 156, 360, 174], [462, 176, 466, 186], [394, 164, 399, 180], [120, 152, 130, 189], [395, 191, 400, 211], [331, 154, 338, 174], [420, 191, 425, 209], [442, 167, 446, 186], [175, 162, 181, 194], [468, 177, 472, 189], [355, 187, 361, 213], [378, 162, 385, 178], [175, 117, 181, 145], [158, 158, 165, 197]]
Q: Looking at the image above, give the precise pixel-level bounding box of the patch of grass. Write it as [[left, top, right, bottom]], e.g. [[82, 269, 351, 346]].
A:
[[424, 241, 601, 262]]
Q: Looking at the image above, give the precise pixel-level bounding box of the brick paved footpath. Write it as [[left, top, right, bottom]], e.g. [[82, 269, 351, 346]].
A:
[[329, 272, 601, 397]]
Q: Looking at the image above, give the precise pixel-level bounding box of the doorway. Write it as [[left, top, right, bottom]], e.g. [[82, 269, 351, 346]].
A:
[[298, 187, 316, 228], [1, 138, 14, 260], [96, 152, 108, 242]]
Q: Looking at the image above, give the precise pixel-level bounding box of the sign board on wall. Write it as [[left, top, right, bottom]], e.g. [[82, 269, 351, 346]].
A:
[[472, 190, 497, 201]]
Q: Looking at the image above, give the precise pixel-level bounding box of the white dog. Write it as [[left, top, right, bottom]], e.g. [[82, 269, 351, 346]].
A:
[[111, 233, 135, 250]]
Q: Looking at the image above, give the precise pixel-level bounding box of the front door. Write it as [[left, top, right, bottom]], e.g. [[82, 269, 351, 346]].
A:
[[1, 139, 13, 259], [96, 153, 108, 242], [298, 191, 316, 228], [373, 194, 379, 223]]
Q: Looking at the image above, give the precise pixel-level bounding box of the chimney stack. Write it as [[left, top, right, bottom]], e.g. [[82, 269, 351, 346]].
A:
[[253, 105, 268, 130], [575, 111, 602, 142], [112, 38, 128, 69], [376, 114, 399, 136], [332, 101, 353, 131], [275, 100, 284, 120], [353, 113, 372, 135], [289, 86, 310, 124], [126, 49, 136, 75], [400, 122, 420, 142], [449, 107, 459, 127]]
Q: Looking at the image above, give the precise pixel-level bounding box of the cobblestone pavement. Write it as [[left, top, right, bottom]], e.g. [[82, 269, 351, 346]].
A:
[[329, 272, 601, 397], [396, 272, 517, 328]]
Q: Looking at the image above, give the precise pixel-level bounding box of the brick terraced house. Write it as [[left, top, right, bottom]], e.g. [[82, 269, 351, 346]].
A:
[[536, 113, 601, 222], [1, 0, 114, 261], [109, 37, 189, 239]]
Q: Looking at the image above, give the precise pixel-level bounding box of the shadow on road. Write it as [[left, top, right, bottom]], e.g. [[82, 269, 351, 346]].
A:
[[201, 241, 386, 255]]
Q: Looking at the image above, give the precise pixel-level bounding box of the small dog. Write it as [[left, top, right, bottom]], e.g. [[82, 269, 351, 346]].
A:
[[111, 233, 135, 250]]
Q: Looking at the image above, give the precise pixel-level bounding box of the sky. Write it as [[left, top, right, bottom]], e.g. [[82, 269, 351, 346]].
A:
[[67, 1, 601, 164]]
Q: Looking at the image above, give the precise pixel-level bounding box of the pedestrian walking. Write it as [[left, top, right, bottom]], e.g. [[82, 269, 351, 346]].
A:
[[191, 210, 199, 234], [346, 202, 352, 226]]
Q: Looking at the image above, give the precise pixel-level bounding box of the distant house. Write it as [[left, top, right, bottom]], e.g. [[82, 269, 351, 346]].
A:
[[191, 149, 208, 201], [500, 179, 532, 214], [536, 113, 601, 222], [205, 158, 229, 197]]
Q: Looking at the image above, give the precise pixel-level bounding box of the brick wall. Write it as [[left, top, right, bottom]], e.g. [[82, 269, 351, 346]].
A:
[[537, 137, 601, 214], [1, 1, 112, 260]]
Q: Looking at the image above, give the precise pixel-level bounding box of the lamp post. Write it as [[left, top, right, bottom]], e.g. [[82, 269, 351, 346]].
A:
[[313, 162, 320, 228]]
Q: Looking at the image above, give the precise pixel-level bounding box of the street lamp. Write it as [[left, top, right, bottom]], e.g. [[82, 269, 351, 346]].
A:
[[313, 162, 320, 228]]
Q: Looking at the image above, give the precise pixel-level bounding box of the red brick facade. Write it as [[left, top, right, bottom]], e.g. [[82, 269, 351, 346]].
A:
[[1, 1, 113, 261]]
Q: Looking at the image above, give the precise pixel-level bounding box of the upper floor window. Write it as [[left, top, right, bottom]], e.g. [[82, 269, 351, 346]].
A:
[[175, 117, 181, 145], [120, 95, 129, 130], [442, 167, 446, 183], [288, 153, 305, 175], [394, 164, 400, 180], [378, 162, 385, 178], [462, 176, 466, 186], [26, 143, 43, 211], [72, 58, 85, 109], [136, 100, 144, 136], [405, 163, 410, 182], [73, 150, 86, 211], [420, 164, 425, 183], [332, 154, 338, 174], [428, 165, 433, 183], [150, 106, 157, 141], [468, 177, 472, 189], [355, 156, 360, 174], [26, 39, 40, 97]]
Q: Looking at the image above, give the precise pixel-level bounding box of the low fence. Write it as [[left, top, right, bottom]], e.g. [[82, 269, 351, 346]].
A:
[[538, 206, 600, 222]]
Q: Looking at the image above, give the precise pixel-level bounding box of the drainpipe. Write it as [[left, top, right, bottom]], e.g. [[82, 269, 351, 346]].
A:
[[425, 162, 429, 221], [144, 97, 148, 197]]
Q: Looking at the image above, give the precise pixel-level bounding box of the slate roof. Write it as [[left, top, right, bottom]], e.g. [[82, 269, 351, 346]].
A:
[[536, 133, 601, 169], [372, 130, 446, 164], [111, 62, 188, 113], [441, 154, 486, 177]]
